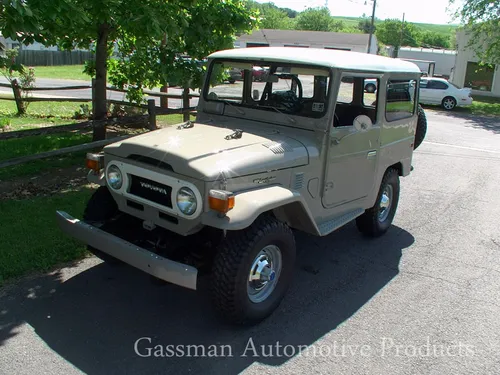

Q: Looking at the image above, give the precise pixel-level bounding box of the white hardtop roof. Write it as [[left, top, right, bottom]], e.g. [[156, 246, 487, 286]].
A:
[[208, 47, 421, 74]]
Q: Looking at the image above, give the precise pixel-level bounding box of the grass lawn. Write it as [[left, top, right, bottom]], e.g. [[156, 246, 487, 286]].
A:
[[0, 98, 84, 130], [0, 131, 92, 180], [0, 111, 186, 180], [470, 95, 500, 116], [0, 132, 92, 162], [27, 65, 89, 81], [0, 151, 87, 181], [0, 186, 93, 284]]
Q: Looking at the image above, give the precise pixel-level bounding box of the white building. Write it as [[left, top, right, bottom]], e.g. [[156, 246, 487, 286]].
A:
[[450, 30, 500, 97], [236, 29, 378, 54], [398, 47, 457, 78]]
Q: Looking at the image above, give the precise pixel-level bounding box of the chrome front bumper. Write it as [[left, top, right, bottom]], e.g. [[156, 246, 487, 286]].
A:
[[55, 211, 198, 290]]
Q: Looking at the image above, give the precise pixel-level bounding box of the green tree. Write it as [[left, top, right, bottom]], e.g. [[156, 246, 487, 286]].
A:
[[420, 31, 450, 49], [259, 5, 294, 29], [451, 0, 500, 64], [296, 7, 333, 32], [376, 19, 421, 54], [1, 0, 257, 140], [358, 18, 376, 34]]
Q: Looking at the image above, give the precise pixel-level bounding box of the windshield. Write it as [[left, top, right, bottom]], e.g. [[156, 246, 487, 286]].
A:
[[204, 59, 331, 119]]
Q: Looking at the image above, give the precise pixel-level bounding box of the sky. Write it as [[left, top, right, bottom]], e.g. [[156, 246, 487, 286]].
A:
[[255, 0, 461, 25]]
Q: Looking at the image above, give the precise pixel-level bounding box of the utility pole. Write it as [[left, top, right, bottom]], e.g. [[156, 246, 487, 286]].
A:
[[395, 12, 405, 58], [366, 0, 377, 54]]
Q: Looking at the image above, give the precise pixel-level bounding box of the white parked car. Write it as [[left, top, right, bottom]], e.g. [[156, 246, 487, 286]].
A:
[[418, 78, 473, 110]]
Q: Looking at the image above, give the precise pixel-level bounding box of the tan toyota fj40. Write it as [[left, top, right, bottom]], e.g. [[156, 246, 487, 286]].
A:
[[57, 47, 427, 325]]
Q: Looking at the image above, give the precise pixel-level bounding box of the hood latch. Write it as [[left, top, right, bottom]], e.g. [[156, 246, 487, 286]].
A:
[[225, 129, 243, 140], [177, 120, 194, 130]]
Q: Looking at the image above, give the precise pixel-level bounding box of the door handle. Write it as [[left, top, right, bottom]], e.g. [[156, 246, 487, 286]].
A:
[[367, 150, 377, 159]]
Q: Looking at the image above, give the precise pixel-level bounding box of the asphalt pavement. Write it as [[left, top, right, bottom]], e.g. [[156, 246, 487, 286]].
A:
[[1, 109, 500, 375], [0, 77, 199, 108]]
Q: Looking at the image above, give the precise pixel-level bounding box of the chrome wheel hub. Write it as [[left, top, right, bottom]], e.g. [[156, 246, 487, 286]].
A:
[[378, 185, 393, 222], [444, 99, 455, 109], [247, 245, 282, 303]]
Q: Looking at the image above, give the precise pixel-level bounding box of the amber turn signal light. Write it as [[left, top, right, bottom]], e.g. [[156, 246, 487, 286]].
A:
[[209, 189, 235, 214], [85, 152, 104, 172]]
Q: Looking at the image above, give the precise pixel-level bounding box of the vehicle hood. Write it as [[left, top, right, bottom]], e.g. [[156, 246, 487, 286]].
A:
[[104, 123, 309, 181]]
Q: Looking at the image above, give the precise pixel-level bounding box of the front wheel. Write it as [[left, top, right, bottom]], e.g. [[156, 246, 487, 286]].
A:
[[83, 186, 126, 265], [211, 216, 296, 325], [356, 168, 400, 237]]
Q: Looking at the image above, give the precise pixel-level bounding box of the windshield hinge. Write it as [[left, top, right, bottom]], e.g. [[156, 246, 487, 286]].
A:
[[225, 129, 243, 140], [177, 120, 194, 130]]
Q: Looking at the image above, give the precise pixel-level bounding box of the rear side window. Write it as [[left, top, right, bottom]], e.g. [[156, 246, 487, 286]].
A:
[[385, 79, 417, 122], [429, 80, 448, 90]]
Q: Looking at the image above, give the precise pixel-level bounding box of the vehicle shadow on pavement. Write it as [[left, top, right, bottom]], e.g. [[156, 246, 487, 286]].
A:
[[423, 105, 500, 134], [0, 223, 414, 375]]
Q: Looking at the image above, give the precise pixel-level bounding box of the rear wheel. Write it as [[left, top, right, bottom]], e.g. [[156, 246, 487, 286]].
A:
[[365, 83, 376, 93], [211, 215, 296, 325], [442, 96, 457, 110], [356, 168, 400, 237]]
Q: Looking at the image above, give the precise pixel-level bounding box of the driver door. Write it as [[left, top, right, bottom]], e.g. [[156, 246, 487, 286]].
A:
[[322, 76, 381, 209]]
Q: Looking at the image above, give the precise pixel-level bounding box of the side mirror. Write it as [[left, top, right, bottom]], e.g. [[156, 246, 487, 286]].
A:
[[353, 115, 373, 132], [252, 89, 260, 100]]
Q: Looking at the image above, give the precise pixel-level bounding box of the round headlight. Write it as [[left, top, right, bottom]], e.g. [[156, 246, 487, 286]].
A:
[[107, 165, 123, 190], [176, 187, 197, 215]]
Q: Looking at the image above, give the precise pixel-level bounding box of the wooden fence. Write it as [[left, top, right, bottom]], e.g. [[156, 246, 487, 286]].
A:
[[16, 50, 95, 66], [0, 80, 199, 168]]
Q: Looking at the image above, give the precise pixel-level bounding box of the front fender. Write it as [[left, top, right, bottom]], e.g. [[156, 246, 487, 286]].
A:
[[200, 185, 319, 233]]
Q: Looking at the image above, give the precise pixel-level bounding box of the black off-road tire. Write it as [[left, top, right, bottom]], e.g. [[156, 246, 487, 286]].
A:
[[356, 168, 400, 237], [211, 215, 296, 325], [82, 186, 123, 265], [414, 104, 427, 150]]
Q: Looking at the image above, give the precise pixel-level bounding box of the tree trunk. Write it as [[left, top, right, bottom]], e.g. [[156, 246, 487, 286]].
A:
[[11, 79, 25, 115], [160, 34, 168, 108], [160, 84, 169, 108], [93, 23, 109, 141]]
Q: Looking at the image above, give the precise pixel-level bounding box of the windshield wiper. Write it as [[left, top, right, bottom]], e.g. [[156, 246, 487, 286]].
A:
[[257, 104, 296, 124]]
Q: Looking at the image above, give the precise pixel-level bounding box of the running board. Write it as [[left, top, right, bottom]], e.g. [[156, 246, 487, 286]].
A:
[[317, 208, 365, 236]]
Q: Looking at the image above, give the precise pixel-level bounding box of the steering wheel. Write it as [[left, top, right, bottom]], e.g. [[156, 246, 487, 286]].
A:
[[288, 74, 303, 102], [268, 74, 303, 112]]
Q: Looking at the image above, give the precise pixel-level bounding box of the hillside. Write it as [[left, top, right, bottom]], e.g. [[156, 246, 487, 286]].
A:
[[332, 16, 458, 35]]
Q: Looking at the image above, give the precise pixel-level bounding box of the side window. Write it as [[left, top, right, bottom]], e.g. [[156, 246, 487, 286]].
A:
[[432, 81, 448, 90], [337, 76, 354, 103], [363, 78, 379, 108], [334, 76, 379, 127], [420, 80, 428, 88], [385, 79, 416, 122]]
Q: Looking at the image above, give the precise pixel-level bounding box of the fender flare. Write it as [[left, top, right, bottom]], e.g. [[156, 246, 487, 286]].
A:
[[200, 185, 319, 233]]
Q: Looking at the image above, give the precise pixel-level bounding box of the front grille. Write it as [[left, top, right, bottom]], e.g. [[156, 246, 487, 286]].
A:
[[129, 175, 173, 208]]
